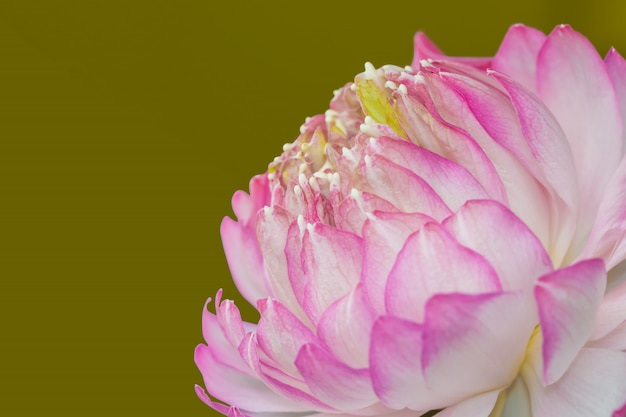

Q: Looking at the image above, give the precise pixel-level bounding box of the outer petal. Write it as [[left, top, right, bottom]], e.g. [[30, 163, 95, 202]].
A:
[[334, 189, 400, 235], [421, 292, 536, 405], [411, 32, 492, 71], [391, 75, 508, 203], [362, 211, 434, 313], [197, 297, 315, 414], [492, 24, 546, 94], [256, 298, 317, 377], [285, 218, 308, 306], [533, 259, 607, 385], [221, 175, 272, 305], [194, 385, 229, 414], [443, 200, 553, 292], [227, 407, 250, 417], [411, 31, 447, 64], [301, 223, 363, 323], [232, 174, 271, 226], [369, 316, 435, 410], [522, 347, 626, 417], [591, 278, 626, 340], [385, 222, 501, 322], [314, 409, 425, 417], [429, 72, 552, 249], [605, 47, 626, 153], [366, 136, 489, 211], [440, 72, 543, 181], [202, 297, 253, 375], [317, 284, 377, 369], [221, 216, 271, 305], [581, 156, 626, 269], [353, 153, 452, 220], [589, 319, 626, 351], [537, 25, 623, 255], [295, 343, 378, 411], [238, 332, 337, 413], [489, 71, 578, 264], [214, 291, 255, 357], [194, 343, 308, 412], [255, 206, 309, 322], [435, 390, 500, 417]]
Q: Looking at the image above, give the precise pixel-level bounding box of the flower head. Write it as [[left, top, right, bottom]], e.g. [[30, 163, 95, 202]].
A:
[[195, 24, 626, 417]]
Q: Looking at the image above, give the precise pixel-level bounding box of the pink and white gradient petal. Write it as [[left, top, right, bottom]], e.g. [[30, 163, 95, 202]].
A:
[[605, 47, 626, 154], [492, 24, 546, 94], [385, 222, 501, 322], [589, 319, 626, 351], [255, 206, 309, 322], [522, 347, 626, 417], [353, 154, 452, 220], [490, 71, 578, 264], [317, 284, 377, 369], [221, 216, 271, 305], [362, 211, 434, 314], [443, 200, 553, 292], [533, 259, 607, 385], [366, 136, 489, 211], [432, 72, 552, 248], [256, 298, 318, 376], [221, 175, 272, 305], [392, 83, 507, 203], [295, 343, 378, 411], [194, 343, 309, 413], [581, 157, 626, 270], [537, 25, 623, 255], [301, 223, 363, 323], [435, 390, 501, 417], [421, 292, 536, 406], [591, 278, 626, 341], [411, 32, 492, 71], [369, 316, 435, 411], [237, 331, 337, 413]]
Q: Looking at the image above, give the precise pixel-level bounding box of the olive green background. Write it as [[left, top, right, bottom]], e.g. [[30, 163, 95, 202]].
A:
[[1, 0, 624, 415]]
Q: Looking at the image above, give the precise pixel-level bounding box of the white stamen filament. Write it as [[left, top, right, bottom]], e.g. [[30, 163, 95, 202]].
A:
[[360, 124, 380, 138], [342, 147, 357, 163], [364, 154, 373, 168], [364, 62, 377, 79], [385, 81, 398, 90]]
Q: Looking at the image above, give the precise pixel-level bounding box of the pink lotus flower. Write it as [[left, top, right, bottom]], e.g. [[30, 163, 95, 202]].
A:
[[195, 24, 626, 416]]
